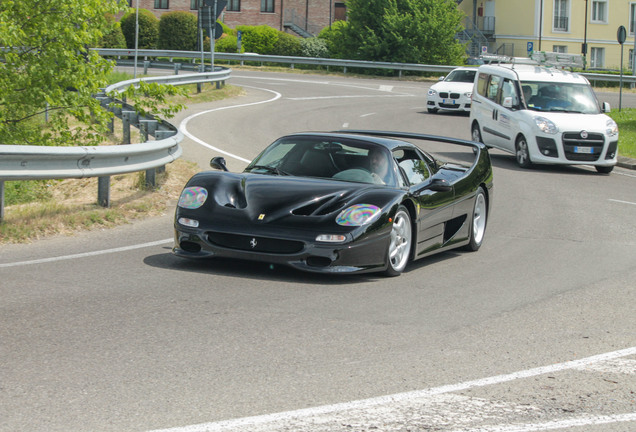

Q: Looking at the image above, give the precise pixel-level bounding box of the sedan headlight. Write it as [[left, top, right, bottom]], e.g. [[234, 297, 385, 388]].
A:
[[534, 116, 558, 134], [335, 204, 381, 226], [464, 92, 472, 98], [178, 186, 208, 209], [606, 119, 618, 137], [427, 89, 437, 97]]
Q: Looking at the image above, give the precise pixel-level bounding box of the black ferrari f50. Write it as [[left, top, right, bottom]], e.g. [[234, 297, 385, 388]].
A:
[[173, 130, 493, 276]]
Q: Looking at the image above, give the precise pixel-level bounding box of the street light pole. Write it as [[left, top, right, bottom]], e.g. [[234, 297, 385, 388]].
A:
[[583, 0, 588, 70], [134, 0, 140, 78]]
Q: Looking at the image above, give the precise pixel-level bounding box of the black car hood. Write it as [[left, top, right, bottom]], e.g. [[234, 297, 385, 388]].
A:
[[186, 171, 401, 225]]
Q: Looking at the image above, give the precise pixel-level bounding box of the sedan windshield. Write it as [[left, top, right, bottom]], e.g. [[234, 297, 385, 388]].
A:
[[522, 81, 601, 113], [445, 69, 476, 83]]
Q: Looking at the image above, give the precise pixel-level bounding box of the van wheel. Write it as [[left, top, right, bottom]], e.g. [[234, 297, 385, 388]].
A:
[[515, 136, 532, 168], [595, 165, 614, 174], [471, 123, 483, 143]]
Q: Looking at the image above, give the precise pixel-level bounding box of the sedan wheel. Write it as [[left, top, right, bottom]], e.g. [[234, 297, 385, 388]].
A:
[[385, 206, 412, 276], [464, 187, 487, 251], [515, 136, 532, 168]]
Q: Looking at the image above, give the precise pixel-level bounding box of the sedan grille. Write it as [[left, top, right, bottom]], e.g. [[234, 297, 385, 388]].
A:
[[439, 92, 461, 99], [562, 131, 604, 161], [207, 231, 304, 254]]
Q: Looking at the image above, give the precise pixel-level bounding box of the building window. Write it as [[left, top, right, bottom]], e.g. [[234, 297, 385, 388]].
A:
[[261, 0, 274, 13], [591, 0, 607, 23], [631, 3, 636, 35], [553, 45, 567, 53], [553, 0, 569, 32], [191, 0, 200, 9], [155, 0, 169, 9], [227, 0, 240, 11], [590, 47, 604, 68]]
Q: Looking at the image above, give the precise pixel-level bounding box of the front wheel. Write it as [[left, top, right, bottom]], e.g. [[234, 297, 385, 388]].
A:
[[515, 136, 532, 168], [427, 107, 438, 114], [595, 165, 614, 174], [384, 206, 412, 277], [464, 187, 487, 251]]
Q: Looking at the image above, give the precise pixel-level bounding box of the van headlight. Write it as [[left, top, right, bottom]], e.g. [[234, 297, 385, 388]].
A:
[[606, 119, 618, 137], [534, 116, 558, 134]]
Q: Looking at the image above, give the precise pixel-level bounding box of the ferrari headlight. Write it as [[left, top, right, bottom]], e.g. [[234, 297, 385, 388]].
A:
[[336, 204, 381, 226], [534, 116, 558, 134], [178, 186, 208, 209], [606, 119, 618, 137]]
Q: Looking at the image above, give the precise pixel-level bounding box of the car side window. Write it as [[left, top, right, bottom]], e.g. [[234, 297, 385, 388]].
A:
[[486, 75, 502, 102], [394, 149, 431, 186]]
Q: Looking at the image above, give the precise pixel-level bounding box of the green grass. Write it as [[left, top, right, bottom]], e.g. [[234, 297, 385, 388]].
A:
[[609, 108, 636, 159]]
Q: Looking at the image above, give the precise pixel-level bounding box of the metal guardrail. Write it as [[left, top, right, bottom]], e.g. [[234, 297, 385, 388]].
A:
[[0, 67, 231, 221], [97, 48, 636, 84]]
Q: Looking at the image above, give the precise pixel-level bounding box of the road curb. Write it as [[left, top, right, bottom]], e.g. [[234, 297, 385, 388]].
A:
[[617, 156, 636, 170]]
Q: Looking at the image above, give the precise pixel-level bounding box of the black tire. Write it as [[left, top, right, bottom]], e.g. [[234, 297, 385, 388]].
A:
[[595, 165, 614, 174], [464, 186, 487, 251], [515, 135, 532, 168], [384, 206, 412, 277], [427, 108, 438, 114]]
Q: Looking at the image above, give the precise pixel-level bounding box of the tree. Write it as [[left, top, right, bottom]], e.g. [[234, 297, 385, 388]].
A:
[[0, 1, 182, 147], [337, 0, 465, 65]]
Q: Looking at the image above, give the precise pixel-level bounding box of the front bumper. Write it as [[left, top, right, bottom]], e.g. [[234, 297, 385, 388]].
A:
[[173, 225, 391, 274]]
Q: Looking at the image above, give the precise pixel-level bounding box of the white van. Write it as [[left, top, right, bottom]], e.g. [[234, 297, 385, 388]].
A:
[[469, 58, 618, 173]]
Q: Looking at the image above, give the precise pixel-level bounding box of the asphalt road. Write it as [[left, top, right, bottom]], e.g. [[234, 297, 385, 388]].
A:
[[1, 70, 635, 432]]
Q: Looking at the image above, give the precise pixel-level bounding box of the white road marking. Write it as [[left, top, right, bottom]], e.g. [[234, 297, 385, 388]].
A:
[[147, 347, 636, 432], [360, 113, 376, 118], [609, 198, 636, 206], [287, 94, 412, 101], [573, 358, 636, 374], [179, 85, 282, 163], [0, 239, 172, 268]]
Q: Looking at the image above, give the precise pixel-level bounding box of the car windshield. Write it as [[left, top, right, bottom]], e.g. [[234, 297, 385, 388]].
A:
[[522, 81, 601, 114], [445, 69, 476, 83], [245, 136, 399, 186]]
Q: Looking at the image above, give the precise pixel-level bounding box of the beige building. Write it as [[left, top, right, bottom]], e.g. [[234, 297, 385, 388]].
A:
[[457, 0, 636, 70]]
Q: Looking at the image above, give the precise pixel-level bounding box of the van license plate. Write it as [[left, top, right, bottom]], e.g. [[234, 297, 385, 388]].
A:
[[574, 146, 594, 154]]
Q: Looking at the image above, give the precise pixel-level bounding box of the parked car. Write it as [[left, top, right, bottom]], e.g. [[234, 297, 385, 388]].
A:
[[173, 131, 493, 276], [426, 67, 477, 114], [469, 57, 618, 173]]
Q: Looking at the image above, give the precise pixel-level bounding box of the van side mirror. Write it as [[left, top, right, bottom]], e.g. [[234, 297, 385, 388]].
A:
[[602, 102, 611, 113]]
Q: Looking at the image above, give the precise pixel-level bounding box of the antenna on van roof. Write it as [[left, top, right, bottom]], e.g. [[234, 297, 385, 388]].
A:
[[529, 51, 584, 70]]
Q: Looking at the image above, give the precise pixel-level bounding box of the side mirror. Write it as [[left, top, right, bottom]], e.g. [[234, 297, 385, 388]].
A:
[[210, 156, 228, 171], [602, 102, 611, 113], [416, 178, 452, 194], [438, 76, 445, 81]]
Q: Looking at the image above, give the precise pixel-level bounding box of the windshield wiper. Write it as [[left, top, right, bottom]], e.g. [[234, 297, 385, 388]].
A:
[[249, 165, 290, 176]]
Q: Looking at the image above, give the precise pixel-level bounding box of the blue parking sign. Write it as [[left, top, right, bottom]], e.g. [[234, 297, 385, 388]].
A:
[[527, 42, 534, 53]]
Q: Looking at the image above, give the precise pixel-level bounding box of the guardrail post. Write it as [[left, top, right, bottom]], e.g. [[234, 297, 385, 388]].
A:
[[0, 180, 5, 222], [174, 63, 181, 75], [98, 176, 110, 207], [145, 168, 156, 188], [122, 111, 138, 144]]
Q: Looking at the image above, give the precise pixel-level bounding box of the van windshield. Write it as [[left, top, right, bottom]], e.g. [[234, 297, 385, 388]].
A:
[[521, 81, 601, 114]]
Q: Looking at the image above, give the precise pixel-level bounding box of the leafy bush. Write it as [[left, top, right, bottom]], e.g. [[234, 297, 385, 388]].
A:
[[301, 37, 328, 58], [236, 25, 279, 54], [272, 32, 302, 57], [318, 20, 348, 59], [100, 14, 127, 48], [158, 11, 198, 51], [213, 34, 240, 53], [120, 8, 159, 49]]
